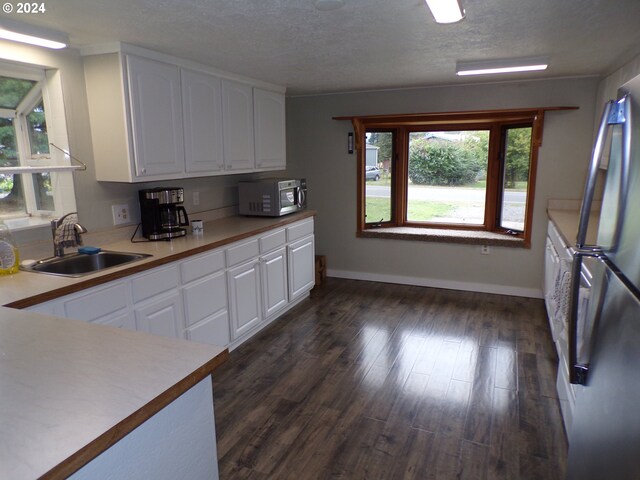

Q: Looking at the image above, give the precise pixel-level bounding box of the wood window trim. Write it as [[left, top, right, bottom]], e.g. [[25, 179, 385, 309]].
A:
[[336, 106, 578, 248]]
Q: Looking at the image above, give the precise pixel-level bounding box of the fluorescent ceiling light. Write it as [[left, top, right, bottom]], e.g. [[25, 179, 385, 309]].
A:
[[0, 18, 68, 49], [425, 0, 464, 24], [456, 57, 549, 76]]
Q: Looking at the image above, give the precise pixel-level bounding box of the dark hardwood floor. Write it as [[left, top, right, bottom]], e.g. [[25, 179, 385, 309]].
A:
[[212, 278, 567, 479]]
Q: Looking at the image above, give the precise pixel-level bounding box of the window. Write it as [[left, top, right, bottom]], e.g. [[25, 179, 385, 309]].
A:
[[347, 108, 571, 247], [0, 62, 76, 227]]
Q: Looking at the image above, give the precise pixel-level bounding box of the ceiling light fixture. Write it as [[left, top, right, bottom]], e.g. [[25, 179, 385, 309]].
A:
[[456, 57, 549, 76], [0, 18, 68, 49], [313, 0, 345, 11], [425, 0, 464, 24]]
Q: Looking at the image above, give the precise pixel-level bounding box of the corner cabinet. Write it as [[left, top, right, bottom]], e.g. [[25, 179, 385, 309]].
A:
[[24, 216, 315, 351], [83, 49, 286, 182]]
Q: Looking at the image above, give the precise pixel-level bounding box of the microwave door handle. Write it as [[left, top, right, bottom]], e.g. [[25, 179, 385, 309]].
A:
[[576, 100, 615, 249], [297, 187, 306, 208]]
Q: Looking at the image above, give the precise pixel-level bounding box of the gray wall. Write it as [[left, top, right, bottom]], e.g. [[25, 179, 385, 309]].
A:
[[287, 77, 599, 296]]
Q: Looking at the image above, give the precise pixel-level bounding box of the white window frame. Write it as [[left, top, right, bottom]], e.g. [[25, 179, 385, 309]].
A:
[[0, 61, 76, 229]]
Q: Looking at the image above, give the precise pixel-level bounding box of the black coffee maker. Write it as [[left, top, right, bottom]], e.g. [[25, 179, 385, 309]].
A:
[[139, 187, 190, 240]]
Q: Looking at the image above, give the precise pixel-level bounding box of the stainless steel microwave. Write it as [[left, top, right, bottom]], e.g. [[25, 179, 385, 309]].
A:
[[238, 179, 307, 217]]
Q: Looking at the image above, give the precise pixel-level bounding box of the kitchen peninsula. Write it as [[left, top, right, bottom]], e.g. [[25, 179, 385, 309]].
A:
[[0, 306, 227, 479]]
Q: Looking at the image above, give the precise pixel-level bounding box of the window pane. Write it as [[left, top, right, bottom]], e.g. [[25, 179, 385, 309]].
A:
[[365, 131, 393, 223], [407, 130, 489, 224], [0, 116, 26, 217], [500, 127, 532, 231], [33, 173, 54, 211], [27, 100, 50, 155], [0, 76, 36, 109]]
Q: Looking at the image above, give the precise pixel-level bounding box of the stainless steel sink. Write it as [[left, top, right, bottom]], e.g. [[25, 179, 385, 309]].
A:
[[21, 251, 152, 277]]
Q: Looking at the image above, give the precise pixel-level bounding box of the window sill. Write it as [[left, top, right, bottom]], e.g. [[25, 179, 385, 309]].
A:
[[3, 216, 51, 232], [358, 227, 527, 248]]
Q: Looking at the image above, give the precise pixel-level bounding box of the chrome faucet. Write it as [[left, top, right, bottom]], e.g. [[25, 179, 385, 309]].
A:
[[51, 212, 88, 257]]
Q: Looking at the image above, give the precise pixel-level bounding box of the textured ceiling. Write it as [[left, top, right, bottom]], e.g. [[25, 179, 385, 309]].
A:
[[8, 0, 640, 95]]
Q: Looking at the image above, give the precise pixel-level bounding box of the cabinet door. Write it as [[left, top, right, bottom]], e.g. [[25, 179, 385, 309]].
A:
[[126, 55, 185, 178], [135, 292, 183, 340], [182, 69, 224, 173], [287, 235, 315, 300], [544, 236, 560, 303], [227, 260, 262, 339], [182, 270, 227, 327], [63, 282, 130, 323], [261, 247, 288, 318], [96, 311, 137, 331], [254, 88, 286, 170], [222, 80, 255, 171], [186, 310, 230, 346]]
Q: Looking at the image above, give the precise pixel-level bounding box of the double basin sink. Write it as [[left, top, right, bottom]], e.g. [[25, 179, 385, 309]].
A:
[[22, 251, 152, 277]]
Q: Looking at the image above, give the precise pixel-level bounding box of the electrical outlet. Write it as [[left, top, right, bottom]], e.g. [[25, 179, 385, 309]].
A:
[[480, 245, 491, 255], [193, 191, 200, 206], [112, 204, 130, 226]]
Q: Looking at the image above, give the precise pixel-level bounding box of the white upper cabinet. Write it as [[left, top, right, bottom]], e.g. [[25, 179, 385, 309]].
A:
[[254, 88, 286, 171], [127, 55, 185, 178], [181, 69, 224, 174], [83, 47, 286, 183], [222, 80, 255, 172]]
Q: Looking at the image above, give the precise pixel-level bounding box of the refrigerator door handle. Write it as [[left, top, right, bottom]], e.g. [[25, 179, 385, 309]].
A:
[[569, 251, 589, 384], [610, 95, 632, 251], [576, 101, 615, 248]]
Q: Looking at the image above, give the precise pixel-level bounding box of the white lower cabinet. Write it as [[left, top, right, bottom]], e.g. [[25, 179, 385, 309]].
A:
[[24, 216, 315, 350], [135, 292, 183, 339], [186, 310, 229, 346], [227, 259, 262, 340], [95, 311, 137, 331], [182, 267, 230, 346], [287, 235, 315, 300], [261, 247, 288, 318]]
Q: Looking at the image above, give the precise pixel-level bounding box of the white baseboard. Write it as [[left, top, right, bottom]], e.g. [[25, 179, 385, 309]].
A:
[[326, 269, 543, 299]]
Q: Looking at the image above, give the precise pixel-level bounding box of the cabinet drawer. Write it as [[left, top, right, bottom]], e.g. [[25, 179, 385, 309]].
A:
[[180, 249, 225, 284], [286, 218, 314, 242], [183, 271, 227, 326], [259, 228, 286, 253], [226, 238, 259, 266], [131, 264, 180, 303], [64, 282, 129, 322]]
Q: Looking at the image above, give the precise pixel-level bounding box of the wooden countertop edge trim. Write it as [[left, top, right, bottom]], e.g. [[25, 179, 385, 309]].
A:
[[8, 211, 316, 309], [39, 348, 229, 480]]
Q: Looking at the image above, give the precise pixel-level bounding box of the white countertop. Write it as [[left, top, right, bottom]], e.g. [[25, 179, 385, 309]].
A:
[[547, 208, 600, 247], [0, 306, 226, 479], [1, 210, 315, 308]]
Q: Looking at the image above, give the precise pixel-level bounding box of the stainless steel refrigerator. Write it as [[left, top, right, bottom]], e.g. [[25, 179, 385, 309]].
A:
[[566, 74, 640, 479]]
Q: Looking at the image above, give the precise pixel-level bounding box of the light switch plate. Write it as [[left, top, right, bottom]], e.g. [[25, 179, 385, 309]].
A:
[[480, 245, 491, 255], [112, 204, 130, 226]]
